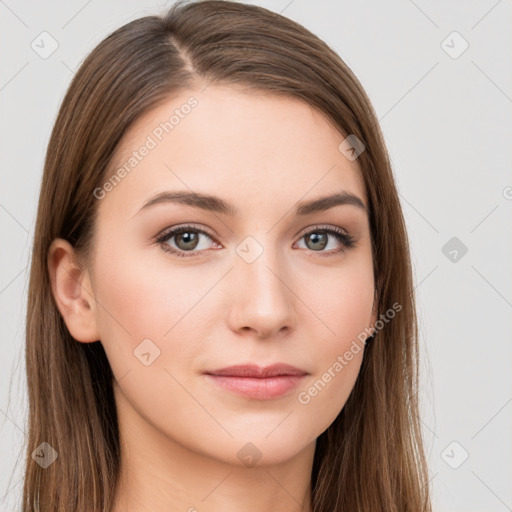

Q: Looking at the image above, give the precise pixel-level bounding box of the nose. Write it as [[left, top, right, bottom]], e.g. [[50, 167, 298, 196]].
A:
[[226, 244, 297, 339]]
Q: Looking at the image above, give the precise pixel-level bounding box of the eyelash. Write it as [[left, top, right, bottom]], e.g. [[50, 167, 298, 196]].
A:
[[154, 223, 357, 258]]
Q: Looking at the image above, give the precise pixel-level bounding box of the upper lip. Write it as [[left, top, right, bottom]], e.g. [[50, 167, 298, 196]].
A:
[[205, 363, 308, 378]]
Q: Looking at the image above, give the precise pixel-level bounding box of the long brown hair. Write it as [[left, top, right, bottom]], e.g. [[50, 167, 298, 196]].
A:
[[23, 1, 432, 510]]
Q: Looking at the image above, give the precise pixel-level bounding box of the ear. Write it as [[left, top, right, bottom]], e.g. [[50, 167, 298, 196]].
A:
[[47, 238, 100, 343]]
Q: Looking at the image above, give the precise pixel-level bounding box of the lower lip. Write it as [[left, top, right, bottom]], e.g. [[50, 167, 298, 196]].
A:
[[204, 374, 306, 400]]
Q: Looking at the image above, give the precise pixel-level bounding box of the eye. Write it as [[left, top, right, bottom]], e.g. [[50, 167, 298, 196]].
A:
[[155, 224, 220, 258], [155, 224, 356, 258], [295, 225, 356, 255]]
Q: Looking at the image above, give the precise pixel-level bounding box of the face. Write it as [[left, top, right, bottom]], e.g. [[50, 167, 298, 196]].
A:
[[84, 84, 376, 466]]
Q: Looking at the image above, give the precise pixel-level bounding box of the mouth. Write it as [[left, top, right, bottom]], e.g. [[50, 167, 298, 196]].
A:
[[203, 363, 308, 400]]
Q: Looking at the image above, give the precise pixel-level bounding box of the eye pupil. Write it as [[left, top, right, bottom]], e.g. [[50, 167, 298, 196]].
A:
[[306, 232, 327, 251], [176, 231, 199, 250]]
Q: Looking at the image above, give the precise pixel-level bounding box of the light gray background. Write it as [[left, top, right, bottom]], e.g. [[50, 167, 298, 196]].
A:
[[1, 1, 511, 510]]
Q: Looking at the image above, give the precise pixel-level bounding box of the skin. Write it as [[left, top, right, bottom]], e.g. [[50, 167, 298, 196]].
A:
[[48, 83, 377, 512]]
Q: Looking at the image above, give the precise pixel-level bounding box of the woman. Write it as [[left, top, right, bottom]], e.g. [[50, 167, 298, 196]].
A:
[[24, 1, 432, 510]]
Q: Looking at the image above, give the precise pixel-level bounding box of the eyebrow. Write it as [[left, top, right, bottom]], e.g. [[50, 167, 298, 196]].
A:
[[134, 190, 367, 217]]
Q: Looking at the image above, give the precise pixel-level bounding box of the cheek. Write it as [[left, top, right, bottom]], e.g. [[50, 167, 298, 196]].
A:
[[90, 239, 229, 384], [93, 260, 166, 340], [292, 259, 373, 421], [90, 246, 197, 374], [295, 307, 368, 435], [93, 235, 205, 333], [296, 253, 375, 344]]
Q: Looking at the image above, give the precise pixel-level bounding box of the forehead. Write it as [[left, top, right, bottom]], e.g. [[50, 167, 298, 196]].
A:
[[102, 84, 367, 218]]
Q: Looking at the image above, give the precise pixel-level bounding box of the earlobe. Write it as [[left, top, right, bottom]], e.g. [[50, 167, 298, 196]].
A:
[[48, 238, 100, 343]]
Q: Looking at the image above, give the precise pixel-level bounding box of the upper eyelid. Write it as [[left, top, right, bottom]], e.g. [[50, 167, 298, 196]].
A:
[[156, 223, 217, 241]]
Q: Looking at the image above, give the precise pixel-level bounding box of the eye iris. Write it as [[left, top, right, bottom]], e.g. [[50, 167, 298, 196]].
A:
[[306, 232, 327, 251], [176, 231, 199, 250]]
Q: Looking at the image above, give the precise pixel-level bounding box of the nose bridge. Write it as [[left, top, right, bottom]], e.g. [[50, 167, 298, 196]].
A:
[[228, 232, 296, 336], [236, 233, 290, 303]]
